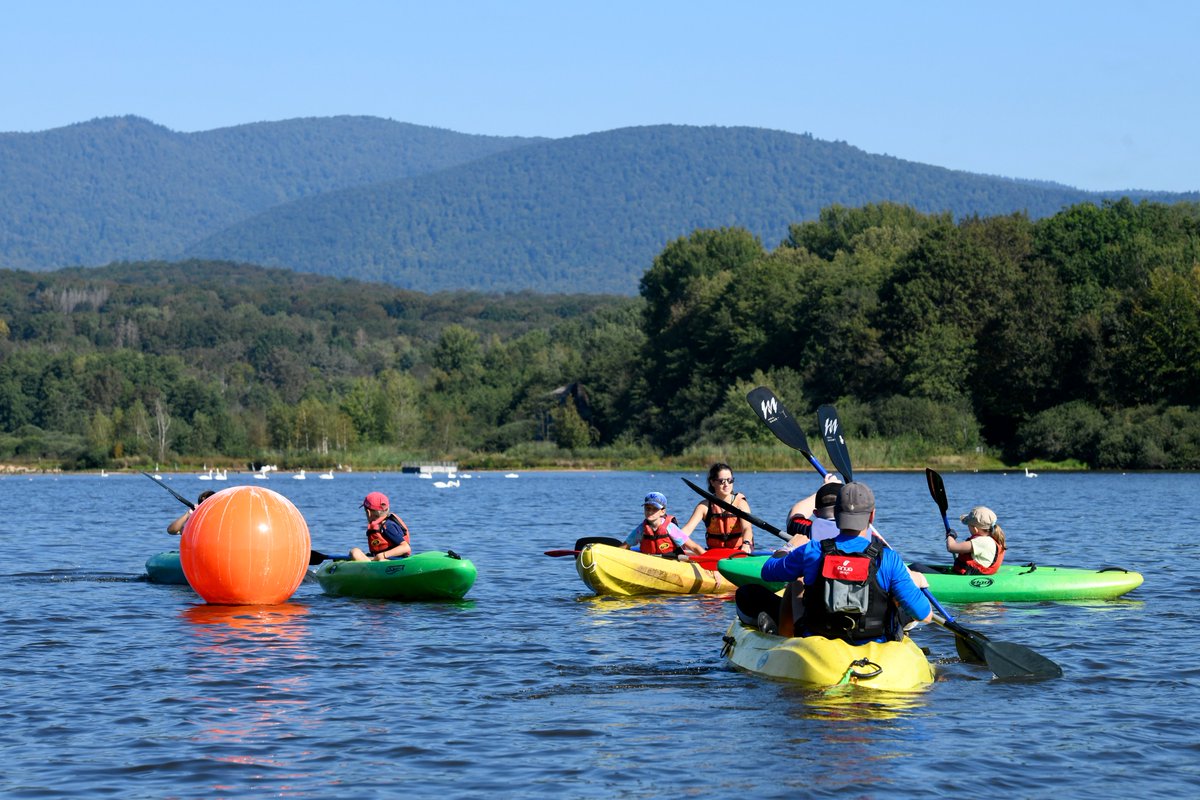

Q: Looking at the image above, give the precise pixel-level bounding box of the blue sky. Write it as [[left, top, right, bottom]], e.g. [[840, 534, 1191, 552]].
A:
[[3, 1, 1197, 192]]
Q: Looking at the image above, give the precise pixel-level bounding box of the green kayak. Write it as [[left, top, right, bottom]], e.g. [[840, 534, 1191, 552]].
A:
[[314, 551, 476, 600], [718, 555, 1143, 602], [145, 551, 188, 585]]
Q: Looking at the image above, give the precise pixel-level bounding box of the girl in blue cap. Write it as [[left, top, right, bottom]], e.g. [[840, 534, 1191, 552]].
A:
[[621, 492, 706, 557]]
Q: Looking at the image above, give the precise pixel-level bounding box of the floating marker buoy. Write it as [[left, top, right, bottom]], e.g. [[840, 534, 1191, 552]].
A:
[[180, 485, 310, 605]]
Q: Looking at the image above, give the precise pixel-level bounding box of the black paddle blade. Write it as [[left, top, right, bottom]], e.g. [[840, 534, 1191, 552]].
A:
[[817, 404, 853, 481], [574, 536, 623, 551], [982, 640, 1064, 681], [746, 387, 812, 454], [925, 468, 949, 516]]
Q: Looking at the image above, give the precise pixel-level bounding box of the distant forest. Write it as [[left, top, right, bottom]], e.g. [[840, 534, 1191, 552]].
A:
[[3, 198, 1199, 471]]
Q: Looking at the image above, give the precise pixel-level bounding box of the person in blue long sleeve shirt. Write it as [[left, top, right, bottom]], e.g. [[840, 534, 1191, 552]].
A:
[[760, 481, 932, 643]]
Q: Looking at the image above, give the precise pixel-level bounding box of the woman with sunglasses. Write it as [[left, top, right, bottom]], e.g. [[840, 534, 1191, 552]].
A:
[[678, 462, 754, 553]]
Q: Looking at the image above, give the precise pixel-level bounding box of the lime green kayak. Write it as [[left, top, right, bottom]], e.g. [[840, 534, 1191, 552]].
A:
[[722, 620, 935, 690], [145, 551, 188, 585], [314, 551, 476, 600], [718, 556, 1143, 602]]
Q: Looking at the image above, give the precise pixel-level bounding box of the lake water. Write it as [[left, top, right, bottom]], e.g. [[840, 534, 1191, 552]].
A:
[[0, 469, 1195, 798]]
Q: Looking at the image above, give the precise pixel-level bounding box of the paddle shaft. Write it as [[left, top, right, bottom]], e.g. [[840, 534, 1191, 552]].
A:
[[142, 471, 195, 510]]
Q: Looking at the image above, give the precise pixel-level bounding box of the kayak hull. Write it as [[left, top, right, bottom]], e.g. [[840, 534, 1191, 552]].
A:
[[723, 620, 935, 690], [315, 551, 477, 600], [718, 556, 1144, 602], [576, 543, 734, 596], [145, 551, 188, 585]]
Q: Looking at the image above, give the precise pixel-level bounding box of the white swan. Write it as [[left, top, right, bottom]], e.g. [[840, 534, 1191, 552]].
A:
[[1024, 467, 1038, 478], [319, 469, 334, 480], [293, 469, 306, 480], [198, 468, 213, 481]]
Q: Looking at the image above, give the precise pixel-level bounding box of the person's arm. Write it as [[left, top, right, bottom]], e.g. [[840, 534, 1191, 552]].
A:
[[621, 524, 641, 550], [944, 533, 973, 555], [373, 521, 412, 560], [788, 494, 817, 523], [373, 540, 412, 560], [675, 501, 709, 537], [761, 545, 807, 583], [166, 510, 190, 534], [887, 552, 933, 623], [669, 523, 705, 555]]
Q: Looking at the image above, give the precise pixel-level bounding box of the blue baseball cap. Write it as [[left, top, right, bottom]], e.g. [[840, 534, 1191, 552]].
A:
[[643, 492, 667, 509]]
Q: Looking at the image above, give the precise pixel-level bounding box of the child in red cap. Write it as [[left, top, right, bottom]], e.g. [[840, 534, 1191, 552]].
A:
[[350, 491, 412, 561]]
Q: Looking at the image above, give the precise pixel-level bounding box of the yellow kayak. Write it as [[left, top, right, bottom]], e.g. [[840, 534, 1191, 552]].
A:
[[722, 620, 935, 691], [575, 543, 736, 596]]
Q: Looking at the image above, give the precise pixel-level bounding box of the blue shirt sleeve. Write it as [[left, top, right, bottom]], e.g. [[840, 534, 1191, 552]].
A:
[[878, 549, 932, 621], [624, 524, 641, 548]]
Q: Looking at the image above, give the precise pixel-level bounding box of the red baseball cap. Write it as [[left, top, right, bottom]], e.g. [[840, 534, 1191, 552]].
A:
[[361, 491, 389, 511]]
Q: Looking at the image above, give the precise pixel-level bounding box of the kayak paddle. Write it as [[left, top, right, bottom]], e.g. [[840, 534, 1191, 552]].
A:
[[745, 386, 830, 477]]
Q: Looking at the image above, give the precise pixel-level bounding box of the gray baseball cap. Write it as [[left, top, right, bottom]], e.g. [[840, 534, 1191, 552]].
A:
[[835, 481, 875, 530]]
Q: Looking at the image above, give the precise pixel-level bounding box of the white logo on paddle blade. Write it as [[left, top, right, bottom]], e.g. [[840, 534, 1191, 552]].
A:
[[761, 398, 778, 420]]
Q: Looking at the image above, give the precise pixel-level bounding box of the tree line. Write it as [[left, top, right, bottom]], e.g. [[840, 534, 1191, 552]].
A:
[[2, 197, 1199, 470]]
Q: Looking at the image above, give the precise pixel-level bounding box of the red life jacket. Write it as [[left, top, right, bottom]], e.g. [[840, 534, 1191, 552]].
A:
[[951, 534, 1005, 575], [640, 515, 680, 556], [366, 513, 410, 556], [704, 493, 746, 548]]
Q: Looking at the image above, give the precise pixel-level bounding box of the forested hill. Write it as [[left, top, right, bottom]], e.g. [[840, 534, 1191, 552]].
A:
[[0, 116, 540, 269], [189, 124, 1197, 293], [5, 117, 1198, 295]]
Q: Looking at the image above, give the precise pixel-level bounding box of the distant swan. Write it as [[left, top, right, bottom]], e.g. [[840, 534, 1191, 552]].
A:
[[293, 469, 306, 480], [319, 469, 334, 479], [1024, 467, 1038, 478]]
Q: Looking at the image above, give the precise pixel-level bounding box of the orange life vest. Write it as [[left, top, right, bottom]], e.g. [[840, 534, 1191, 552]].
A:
[[640, 515, 680, 556], [704, 493, 747, 548], [367, 513, 410, 556], [951, 533, 1005, 575]]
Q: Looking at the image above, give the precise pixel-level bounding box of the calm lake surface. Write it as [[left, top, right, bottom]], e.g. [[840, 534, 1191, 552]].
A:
[[1, 469, 1196, 798]]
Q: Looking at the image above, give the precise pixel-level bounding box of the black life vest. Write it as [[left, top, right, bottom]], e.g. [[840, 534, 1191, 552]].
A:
[[801, 539, 898, 643]]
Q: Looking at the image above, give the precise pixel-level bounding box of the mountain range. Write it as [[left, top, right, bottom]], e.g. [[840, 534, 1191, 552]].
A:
[[3, 115, 1195, 294]]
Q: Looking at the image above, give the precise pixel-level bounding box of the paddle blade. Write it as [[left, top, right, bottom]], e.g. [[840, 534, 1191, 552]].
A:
[[817, 404, 853, 481], [574, 536, 623, 551], [925, 468, 949, 516], [746, 387, 811, 453], [544, 549, 582, 558], [982, 641, 1064, 681]]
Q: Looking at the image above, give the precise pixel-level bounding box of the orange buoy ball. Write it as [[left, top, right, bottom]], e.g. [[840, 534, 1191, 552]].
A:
[[180, 485, 311, 605]]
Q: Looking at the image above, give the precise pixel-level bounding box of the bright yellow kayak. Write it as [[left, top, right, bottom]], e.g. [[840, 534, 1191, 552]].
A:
[[722, 620, 936, 691], [575, 543, 736, 596]]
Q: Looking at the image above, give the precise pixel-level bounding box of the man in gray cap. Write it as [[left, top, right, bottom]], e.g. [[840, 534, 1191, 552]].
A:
[[759, 481, 932, 643]]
